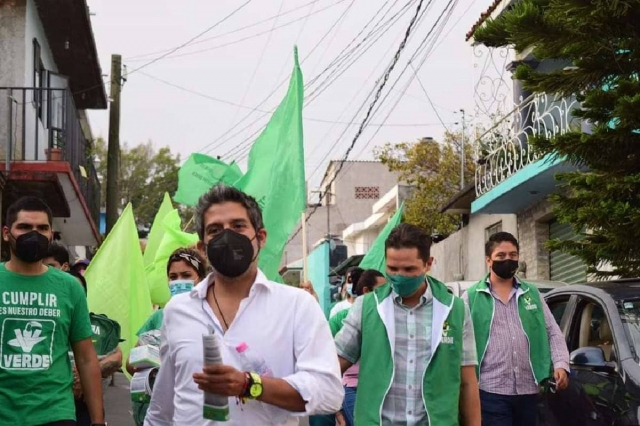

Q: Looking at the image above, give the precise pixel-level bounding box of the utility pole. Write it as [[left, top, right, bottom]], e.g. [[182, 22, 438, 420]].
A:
[[106, 54, 122, 235], [459, 109, 466, 189], [325, 186, 331, 240]]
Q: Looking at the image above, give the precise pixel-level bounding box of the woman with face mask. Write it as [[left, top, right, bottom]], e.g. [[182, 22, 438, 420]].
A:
[[127, 247, 208, 426]]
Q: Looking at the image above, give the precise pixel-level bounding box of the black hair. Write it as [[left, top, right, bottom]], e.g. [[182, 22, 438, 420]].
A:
[[6, 196, 53, 229], [385, 223, 432, 262], [195, 184, 264, 240], [355, 269, 385, 296], [347, 267, 364, 286], [45, 242, 70, 266], [166, 247, 208, 279], [68, 270, 87, 295], [485, 231, 520, 257]]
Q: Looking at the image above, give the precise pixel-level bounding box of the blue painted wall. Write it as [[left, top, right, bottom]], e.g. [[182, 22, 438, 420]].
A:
[[308, 242, 331, 318]]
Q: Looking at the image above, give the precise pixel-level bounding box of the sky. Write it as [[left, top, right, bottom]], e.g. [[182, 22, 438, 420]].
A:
[[86, 0, 491, 192]]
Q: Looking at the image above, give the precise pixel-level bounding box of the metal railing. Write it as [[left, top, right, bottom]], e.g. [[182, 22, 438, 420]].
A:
[[1, 86, 101, 225], [474, 92, 580, 196]]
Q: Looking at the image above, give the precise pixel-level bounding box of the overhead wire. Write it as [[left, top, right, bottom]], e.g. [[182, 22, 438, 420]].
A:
[[286, 0, 429, 243], [124, 0, 330, 61], [219, 0, 415, 161]]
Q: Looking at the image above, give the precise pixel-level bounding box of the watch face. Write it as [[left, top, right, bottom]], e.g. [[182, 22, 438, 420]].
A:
[[250, 383, 262, 398]]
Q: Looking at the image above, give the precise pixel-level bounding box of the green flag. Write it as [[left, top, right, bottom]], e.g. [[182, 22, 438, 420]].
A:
[[143, 193, 174, 267], [145, 209, 199, 306], [359, 203, 405, 273], [85, 204, 152, 370], [174, 154, 244, 206], [235, 46, 306, 280]]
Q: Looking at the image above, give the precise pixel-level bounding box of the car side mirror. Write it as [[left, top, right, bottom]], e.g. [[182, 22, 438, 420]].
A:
[[570, 347, 615, 373]]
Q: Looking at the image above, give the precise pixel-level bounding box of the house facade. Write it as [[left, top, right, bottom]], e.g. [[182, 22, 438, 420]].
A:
[[283, 160, 401, 266], [449, 0, 588, 284], [0, 0, 106, 258]]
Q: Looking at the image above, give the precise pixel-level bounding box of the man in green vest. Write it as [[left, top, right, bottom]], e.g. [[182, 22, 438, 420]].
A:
[[335, 223, 481, 425], [464, 231, 570, 426]]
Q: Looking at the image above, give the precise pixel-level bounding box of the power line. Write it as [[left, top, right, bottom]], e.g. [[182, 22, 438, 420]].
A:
[[410, 62, 451, 133], [287, 0, 428, 244], [124, 0, 329, 61], [196, 0, 387, 156], [141, 0, 350, 62], [219, 0, 415, 161]]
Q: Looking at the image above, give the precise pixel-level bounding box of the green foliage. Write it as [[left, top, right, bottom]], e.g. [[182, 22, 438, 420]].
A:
[[93, 138, 188, 227], [375, 132, 475, 236], [473, 0, 640, 277]]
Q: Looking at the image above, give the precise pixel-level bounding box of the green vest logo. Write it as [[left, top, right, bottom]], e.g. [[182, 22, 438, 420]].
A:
[[442, 321, 454, 344], [523, 295, 538, 311], [1, 319, 55, 370]]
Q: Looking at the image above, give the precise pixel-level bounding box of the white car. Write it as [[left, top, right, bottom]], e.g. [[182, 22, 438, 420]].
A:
[[445, 279, 568, 298]]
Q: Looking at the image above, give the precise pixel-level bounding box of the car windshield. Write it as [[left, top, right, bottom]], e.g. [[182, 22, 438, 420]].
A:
[[618, 298, 640, 362]]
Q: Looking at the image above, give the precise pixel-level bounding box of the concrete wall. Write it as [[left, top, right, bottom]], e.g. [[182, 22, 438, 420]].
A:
[[430, 214, 518, 282], [284, 162, 400, 264], [0, 1, 27, 87], [517, 198, 554, 280]]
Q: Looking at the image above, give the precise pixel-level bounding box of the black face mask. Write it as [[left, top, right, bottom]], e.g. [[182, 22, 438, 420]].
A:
[[207, 229, 258, 278], [491, 259, 519, 280], [10, 231, 50, 263]]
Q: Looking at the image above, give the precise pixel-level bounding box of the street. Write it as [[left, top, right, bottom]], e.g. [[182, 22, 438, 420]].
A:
[[103, 373, 311, 426], [104, 373, 135, 426]]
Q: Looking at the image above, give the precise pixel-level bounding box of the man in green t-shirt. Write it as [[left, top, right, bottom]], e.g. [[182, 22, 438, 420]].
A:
[[0, 196, 105, 426]]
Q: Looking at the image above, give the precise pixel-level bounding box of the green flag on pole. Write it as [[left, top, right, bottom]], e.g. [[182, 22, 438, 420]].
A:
[[85, 204, 152, 371], [359, 202, 405, 273], [145, 209, 199, 306], [235, 46, 306, 280], [143, 193, 174, 267], [174, 154, 243, 207]]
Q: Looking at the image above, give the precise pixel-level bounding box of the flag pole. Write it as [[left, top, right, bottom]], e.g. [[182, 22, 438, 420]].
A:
[[183, 215, 194, 232], [301, 211, 309, 283]]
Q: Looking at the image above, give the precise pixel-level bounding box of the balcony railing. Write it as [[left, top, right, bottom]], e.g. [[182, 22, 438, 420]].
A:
[[474, 92, 580, 196], [0, 86, 101, 225]]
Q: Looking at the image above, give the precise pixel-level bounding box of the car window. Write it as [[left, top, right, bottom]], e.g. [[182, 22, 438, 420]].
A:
[[568, 298, 615, 362], [547, 299, 569, 326], [618, 299, 640, 363]]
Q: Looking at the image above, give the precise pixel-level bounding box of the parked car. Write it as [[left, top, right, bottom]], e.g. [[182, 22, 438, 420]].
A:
[[445, 279, 567, 297], [539, 279, 640, 425]]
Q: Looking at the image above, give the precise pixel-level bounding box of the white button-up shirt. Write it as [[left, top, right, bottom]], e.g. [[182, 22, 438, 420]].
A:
[[144, 270, 344, 425]]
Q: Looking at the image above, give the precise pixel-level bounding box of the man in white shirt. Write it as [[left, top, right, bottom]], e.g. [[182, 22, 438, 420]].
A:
[[144, 184, 343, 425]]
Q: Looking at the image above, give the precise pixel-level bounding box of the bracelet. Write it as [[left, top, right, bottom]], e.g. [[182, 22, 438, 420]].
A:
[[240, 372, 251, 399]]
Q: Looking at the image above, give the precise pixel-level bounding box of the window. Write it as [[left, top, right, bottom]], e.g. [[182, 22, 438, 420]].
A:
[[547, 298, 569, 326], [354, 187, 380, 199], [485, 221, 502, 241]]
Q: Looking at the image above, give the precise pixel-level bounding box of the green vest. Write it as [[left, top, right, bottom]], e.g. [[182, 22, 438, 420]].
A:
[[467, 275, 552, 384], [356, 277, 465, 425]]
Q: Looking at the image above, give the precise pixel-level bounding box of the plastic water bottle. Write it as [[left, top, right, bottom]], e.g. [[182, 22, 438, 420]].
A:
[[235, 342, 273, 377], [202, 333, 229, 422]]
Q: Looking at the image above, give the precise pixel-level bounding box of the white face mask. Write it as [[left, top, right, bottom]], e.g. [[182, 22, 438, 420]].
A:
[[168, 280, 195, 297]]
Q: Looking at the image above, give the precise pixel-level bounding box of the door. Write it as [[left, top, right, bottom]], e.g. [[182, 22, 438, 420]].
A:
[[540, 296, 622, 425], [549, 221, 587, 284]]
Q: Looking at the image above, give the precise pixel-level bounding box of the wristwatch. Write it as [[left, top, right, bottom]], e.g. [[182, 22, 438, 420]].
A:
[[246, 371, 263, 399]]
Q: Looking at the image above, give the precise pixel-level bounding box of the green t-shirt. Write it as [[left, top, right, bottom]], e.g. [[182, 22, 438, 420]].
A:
[[0, 263, 92, 425], [136, 309, 163, 336], [329, 308, 350, 337]]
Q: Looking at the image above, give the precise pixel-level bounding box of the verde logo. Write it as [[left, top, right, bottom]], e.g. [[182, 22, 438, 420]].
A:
[[441, 321, 454, 344], [524, 295, 538, 311], [1, 319, 56, 370]]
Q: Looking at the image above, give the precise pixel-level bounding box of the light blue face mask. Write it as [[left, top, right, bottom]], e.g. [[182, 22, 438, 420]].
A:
[[346, 284, 354, 296], [169, 280, 195, 297], [386, 273, 426, 297]]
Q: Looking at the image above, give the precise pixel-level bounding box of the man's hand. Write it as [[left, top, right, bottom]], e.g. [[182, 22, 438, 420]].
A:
[[72, 366, 83, 400], [335, 410, 346, 426], [193, 364, 246, 397], [554, 368, 569, 391]]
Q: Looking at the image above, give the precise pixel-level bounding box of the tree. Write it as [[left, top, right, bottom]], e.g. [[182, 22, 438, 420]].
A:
[[375, 131, 476, 236], [92, 138, 186, 228], [474, 0, 640, 277]]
